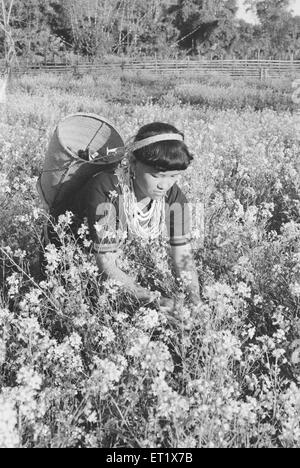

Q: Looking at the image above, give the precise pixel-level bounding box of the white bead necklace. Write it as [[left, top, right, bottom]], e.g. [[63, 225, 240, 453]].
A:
[[116, 163, 165, 241]]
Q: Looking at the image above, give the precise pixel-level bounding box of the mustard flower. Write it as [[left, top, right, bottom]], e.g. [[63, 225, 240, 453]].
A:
[[100, 326, 116, 345], [137, 307, 160, 331], [142, 341, 174, 374], [126, 330, 151, 358], [0, 339, 6, 365], [0, 393, 19, 448], [44, 244, 61, 271], [290, 282, 300, 298], [151, 373, 189, 419], [280, 383, 300, 445], [89, 355, 127, 396], [6, 272, 21, 297]]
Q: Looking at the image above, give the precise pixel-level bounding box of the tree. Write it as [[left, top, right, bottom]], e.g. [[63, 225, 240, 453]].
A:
[[232, 20, 262, 59], [246, 0, 290, 23], [1, 0, 298, 61], [168, 0, 238, 56], [44, 1, 73, 51], [113, 0, 178, 56], [0, 0, 16, 68], [287, 16, 300, 60], [168, 0, 217, 54], [64, 0, 117, 57], [245, 0, 297, 58], [201, 0, 239, 58], [63, 0, 178, 58], [0, 0, 68, 61]]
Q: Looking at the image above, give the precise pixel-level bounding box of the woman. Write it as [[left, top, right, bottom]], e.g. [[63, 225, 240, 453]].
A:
[[44, 122, 200, 314]]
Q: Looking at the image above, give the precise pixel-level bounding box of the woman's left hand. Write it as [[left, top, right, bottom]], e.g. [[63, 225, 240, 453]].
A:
[[159, 296, 176, 312], [159, 296, 182, 326]]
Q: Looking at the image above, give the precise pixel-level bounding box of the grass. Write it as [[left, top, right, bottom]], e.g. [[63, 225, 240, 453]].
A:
[[11, 70, 296, 110]]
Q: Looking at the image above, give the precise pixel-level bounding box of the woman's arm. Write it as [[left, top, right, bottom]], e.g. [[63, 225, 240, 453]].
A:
[[170, 243, 200, 305], [95, 251, 153, 302]]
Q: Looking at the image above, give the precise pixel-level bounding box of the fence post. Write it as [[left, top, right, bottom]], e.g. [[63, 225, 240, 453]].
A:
[[73, 53, 79, 76], [264, 68, 268, 80], [121, 59, 125, 76]]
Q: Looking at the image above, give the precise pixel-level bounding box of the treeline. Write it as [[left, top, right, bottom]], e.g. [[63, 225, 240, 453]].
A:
[[0, 0, 300, 63]]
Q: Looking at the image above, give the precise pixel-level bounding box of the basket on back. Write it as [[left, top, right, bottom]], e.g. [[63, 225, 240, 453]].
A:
[[37, 113, 125, 213]]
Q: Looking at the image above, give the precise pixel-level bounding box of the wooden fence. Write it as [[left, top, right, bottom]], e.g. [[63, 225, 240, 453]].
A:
[[1, 59, 300, 79]]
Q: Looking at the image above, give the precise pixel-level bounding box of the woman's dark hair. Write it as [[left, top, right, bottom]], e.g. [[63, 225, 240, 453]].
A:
[[133, 122, 193, 171]]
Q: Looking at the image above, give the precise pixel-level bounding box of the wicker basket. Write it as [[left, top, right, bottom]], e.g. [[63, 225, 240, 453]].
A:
[[37, 113, 125, 212]]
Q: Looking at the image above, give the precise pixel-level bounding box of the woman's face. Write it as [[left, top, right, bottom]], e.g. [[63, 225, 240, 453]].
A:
[[133, 160, 182, 201]]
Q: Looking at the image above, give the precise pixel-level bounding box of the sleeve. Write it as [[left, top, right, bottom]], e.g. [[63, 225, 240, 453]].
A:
[[85, 173, 122, 254], [165, 184, 191, 247]]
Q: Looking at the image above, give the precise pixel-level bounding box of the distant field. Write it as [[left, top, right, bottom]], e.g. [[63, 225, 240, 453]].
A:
[[0, 72, 299, 448], [10, 70, 296, 110]]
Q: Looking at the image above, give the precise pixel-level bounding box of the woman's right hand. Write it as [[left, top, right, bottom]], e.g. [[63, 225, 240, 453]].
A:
[[159, 296, 183, 326], [159, 296, 176, 313], [135, 285, 156, 303]]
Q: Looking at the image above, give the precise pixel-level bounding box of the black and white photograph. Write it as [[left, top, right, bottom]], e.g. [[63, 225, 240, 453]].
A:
[[0, 0, 299, 452]]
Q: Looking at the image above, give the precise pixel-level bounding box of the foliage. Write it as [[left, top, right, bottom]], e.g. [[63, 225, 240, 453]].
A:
[[0, 73, 299, 447], [167, 76, 295, 111], [1, 0, 300, 61], [0, 0, 16, 68], [168, 0, 239, 57], [13, 70, 294, 111], [245, 0, 300, 59], [0, 0, 68, 61]]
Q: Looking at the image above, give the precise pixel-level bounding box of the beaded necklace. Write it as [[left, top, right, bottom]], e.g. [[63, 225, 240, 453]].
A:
[[115, 162, 165, 241]]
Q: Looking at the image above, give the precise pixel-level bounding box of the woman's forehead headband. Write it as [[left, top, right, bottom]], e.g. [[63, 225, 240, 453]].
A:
[[129, 133, 184, 152]]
